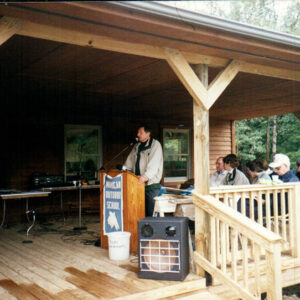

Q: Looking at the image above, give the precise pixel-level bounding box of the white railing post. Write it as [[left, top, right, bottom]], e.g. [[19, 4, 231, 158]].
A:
[[292, 183, 300, 258], [266, 242, 282, 300], [193, 192, 283, 299]]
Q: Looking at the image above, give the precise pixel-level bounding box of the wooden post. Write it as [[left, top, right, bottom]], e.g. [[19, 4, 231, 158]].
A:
[[193, 64, 210, 276], [292, 184, 300, 258], [266, 242, 282, 300]]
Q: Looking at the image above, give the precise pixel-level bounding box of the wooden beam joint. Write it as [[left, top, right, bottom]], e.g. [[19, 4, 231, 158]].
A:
[[165, 48, 209, 110], [0, 16, 20, 45]]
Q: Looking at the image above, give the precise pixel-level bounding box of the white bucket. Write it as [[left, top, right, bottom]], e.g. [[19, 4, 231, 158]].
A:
[[107, 231, 131, 260]]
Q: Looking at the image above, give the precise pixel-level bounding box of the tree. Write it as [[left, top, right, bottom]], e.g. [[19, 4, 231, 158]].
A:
[[266, 116, 271, 161], [272, 115, 277, 160], [236, 114, 300, 167]]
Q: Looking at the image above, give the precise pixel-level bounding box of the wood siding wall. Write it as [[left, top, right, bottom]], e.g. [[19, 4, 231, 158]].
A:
[[209, 118, 234, 174]]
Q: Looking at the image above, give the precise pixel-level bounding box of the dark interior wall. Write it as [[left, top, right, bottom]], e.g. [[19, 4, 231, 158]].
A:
[[0, 87, 172, 223], [0, 82, 232, 223]]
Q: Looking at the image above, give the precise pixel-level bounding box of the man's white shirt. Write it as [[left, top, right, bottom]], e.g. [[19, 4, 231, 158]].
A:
[[210, 169, 228, 187]]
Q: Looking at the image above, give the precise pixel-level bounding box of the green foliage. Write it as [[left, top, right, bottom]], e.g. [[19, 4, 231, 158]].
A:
[[208, 1, 300, 167], [227, 0, 278, 29], [188, 0, 300, 36], [282, 2, 300, 35], [276, 114, 300, 167], [236, 114, 300, 167], [236, 117, 268, 162]]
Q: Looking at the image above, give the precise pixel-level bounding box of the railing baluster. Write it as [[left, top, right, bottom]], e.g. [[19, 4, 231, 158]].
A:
[[274, 189, 279, 234], [233, 193, 238, 211], [195, 190, 285, 300], [216, 218, 221, 266], [254, 243, 261, 298], [224, 193, 228, 206], [292, 184, 300, 258], [288, 188, 294, 251], [211, 216, 217, 267], [266, 191, 271, 230], [231, 227, 238, 282], [223, 193, 231, 263], [241, 192, 246, 216], [220, 221, 226, 273], [242, 234, 248, 289], [281, 190, 287, 241], [250, 191, 255, 220], [258, 191, 263, 225]]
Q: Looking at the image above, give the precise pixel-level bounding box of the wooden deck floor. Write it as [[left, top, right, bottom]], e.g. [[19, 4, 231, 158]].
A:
[[0, 215, 213, 300]]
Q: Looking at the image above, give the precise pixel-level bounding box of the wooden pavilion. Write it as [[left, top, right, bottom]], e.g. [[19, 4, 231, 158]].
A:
[[0, 2, 300, 299]]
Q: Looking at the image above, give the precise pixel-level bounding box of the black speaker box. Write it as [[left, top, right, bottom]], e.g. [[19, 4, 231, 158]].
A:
[[138, 217, 189, 281]]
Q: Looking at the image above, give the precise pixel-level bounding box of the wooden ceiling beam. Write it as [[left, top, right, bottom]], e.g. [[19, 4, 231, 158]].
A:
[[0, 17, 20, 45], [2, 15, 298, 83], [207, 60, 243, 109], [210, 96, 300, 120], [0, 16, 224, 67], [164, 48, 209, 110], [241, 63, 300, 82]]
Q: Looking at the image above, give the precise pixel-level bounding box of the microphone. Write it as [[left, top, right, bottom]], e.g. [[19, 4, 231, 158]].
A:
[[129, 137, 138, 146]]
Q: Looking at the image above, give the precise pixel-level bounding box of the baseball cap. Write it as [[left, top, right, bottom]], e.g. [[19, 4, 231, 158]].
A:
[[269, 154, 290, 169]]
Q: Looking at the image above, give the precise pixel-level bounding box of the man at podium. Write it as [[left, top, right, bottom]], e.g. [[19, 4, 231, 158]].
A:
[[124, 125, 163, 216]]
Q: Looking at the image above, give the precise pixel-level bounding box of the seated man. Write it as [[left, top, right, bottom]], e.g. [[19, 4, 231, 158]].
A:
[[269, 154, 299, 183], [269, 154, 299, 216], [210, 157, 227, 187]]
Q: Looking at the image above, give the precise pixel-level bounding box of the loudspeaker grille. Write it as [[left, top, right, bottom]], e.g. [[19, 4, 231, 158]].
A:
[[140, 239, 180, 273]]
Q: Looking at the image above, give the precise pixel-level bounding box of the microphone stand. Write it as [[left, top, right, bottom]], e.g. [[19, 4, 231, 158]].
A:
[[99, 141, 136, 170]]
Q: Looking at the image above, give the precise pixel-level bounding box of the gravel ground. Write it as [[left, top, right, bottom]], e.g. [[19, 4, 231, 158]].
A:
[[283, 284, 300, 299], [261, 285, 300, 299]]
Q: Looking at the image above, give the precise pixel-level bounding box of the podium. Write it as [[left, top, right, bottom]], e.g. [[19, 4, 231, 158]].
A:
[[100, 170, 145, 253]]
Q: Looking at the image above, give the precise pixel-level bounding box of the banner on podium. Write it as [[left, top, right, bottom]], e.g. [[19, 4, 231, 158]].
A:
[[103, 174, 123, 235]]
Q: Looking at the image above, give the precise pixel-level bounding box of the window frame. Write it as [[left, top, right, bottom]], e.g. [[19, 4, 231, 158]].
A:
[[162, 127, 191, 183], [64, 124, 103, 181]]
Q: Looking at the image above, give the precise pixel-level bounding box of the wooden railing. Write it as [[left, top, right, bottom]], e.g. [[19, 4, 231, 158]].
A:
[[210, 183, 300, 257], [193, 191, 283, 300]]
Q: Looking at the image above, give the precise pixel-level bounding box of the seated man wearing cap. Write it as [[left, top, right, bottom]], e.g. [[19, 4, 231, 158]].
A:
[[268, 154, 298, 217], [269, 153, 299, 183]]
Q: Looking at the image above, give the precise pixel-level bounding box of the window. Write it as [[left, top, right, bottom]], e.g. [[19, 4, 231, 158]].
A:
[[64, 125, 102, 182], [163, 128, 191, 182]]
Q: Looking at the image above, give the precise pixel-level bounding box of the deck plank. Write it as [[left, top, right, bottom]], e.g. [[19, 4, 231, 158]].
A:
[[0, 279, 39, 300], [0, 218, 210, 300], [0, 285, 18, 300], [19, 283, 55, 300], [66, 267, 129, 298], [86, 269, 142, 294], [0, 238, 72, 293]]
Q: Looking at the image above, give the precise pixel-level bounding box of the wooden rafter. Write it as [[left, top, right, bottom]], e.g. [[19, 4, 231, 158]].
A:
[[0, 15, 298, 83], [0, 17, 19, 46], [241, 63, 300, 82], [207, 60, 244, 109], [165, 49, 242, 111], [165, 48, 209, 110]]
